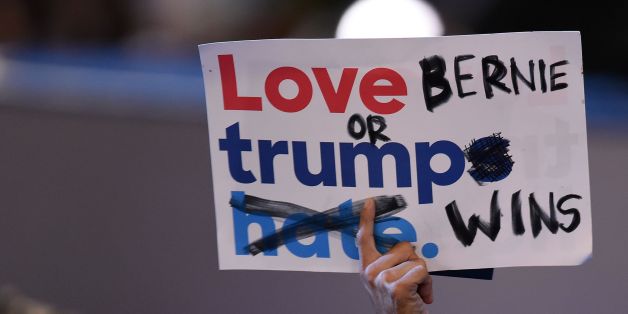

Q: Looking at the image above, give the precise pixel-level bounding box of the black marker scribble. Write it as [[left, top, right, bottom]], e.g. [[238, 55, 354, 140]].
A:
[[230, 194, 407, 255], [464, 132, 514, 184]]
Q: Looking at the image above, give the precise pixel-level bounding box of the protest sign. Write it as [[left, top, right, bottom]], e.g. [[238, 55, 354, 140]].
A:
[[199, 32, 591, 272]]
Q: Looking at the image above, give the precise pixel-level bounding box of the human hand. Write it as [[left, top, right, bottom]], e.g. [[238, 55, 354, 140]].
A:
[[357, 198, 433, 314]]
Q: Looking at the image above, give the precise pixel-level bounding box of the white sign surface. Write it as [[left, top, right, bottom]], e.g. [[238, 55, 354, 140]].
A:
[[199, 32, 591, 273]]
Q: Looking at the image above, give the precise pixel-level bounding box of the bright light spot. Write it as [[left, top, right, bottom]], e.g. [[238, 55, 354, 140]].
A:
[[336, 0, 444, 39]]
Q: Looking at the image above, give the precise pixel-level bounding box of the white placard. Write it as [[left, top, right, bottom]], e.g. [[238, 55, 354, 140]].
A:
[[199, 32, 591, 272]]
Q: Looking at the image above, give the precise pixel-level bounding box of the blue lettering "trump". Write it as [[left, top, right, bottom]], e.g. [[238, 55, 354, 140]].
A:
[[219, 122, 466, 204]]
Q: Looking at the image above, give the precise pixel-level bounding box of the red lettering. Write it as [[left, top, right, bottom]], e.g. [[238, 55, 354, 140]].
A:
[[312, 68, 358, 113], [218, 54, 262, 111], [359, 68, 407, 114], [219, 55, 409, 114], [265, 67, 313, 113]]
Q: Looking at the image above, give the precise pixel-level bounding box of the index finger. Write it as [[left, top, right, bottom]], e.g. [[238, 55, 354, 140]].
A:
[[357, 198, 380, 268]]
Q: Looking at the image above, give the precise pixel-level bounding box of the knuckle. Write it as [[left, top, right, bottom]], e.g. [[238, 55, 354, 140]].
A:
[[395, 241, 413, 250], [356, 230, 368, 245], [389, 283, 408, 301], [394, 242, 414, 255], [376, 269, 395, 285], [406, 260, 421, 271], [411, 264, 427, 278], [363, 265, 379, 286]]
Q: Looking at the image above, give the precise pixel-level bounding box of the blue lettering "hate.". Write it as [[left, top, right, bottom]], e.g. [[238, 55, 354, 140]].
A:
[[232, 196, 417, 259]]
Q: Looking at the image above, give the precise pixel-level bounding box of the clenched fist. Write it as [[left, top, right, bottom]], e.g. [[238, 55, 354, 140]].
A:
[[357, 199, 434, 314]]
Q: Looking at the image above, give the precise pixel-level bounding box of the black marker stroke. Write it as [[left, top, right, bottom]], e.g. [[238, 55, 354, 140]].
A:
[[231, 194, 407, 255], [445, 190, 502, 247]]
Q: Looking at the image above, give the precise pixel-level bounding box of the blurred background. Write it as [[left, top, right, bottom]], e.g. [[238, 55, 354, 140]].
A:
[[0, 0, 627, 313]]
